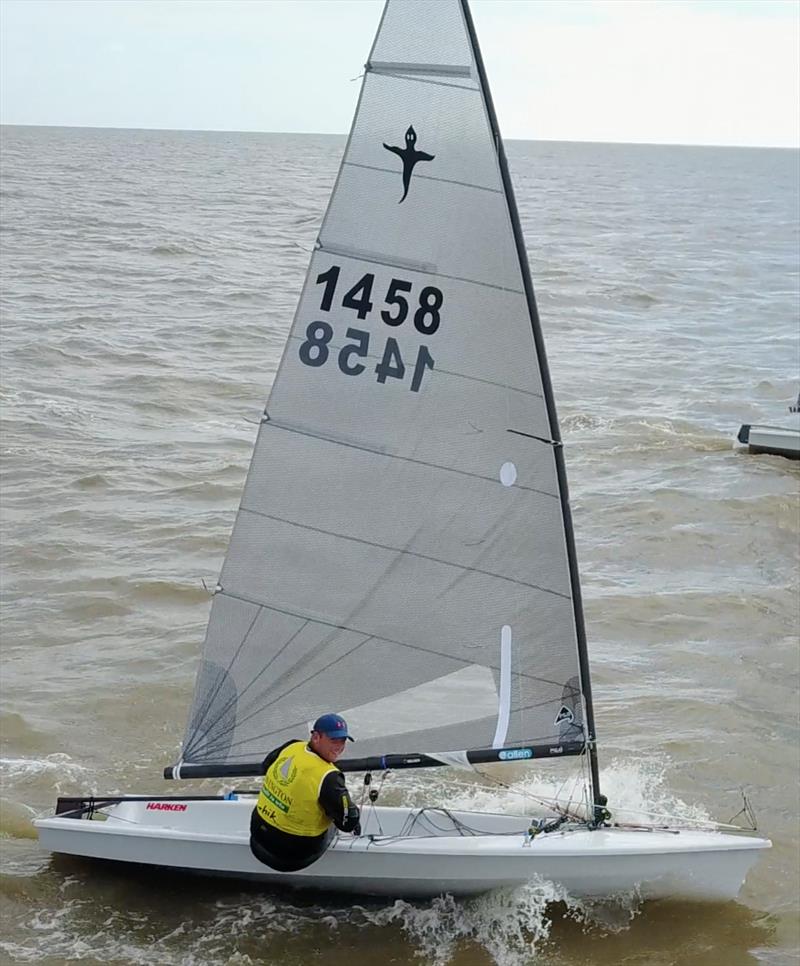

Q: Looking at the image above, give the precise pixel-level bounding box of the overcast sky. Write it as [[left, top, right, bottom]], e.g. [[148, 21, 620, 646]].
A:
[[1, 0, 798, 147]]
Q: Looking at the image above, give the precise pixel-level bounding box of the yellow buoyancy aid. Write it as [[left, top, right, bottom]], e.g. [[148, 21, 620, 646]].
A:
[[255, 740, 338, 837]]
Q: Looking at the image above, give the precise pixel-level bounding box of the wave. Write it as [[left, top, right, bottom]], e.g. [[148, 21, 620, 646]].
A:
[[0, 869, 772, 966], [0, 798, 38, 839], [355, 880, 580, 966], [0, 877, 642, 966], [129, 579, 212, 606], [0, 754, 88, 787], [51, 578, 210, 611], [72, 473, 110, 490], [149, 244, 193, 257]]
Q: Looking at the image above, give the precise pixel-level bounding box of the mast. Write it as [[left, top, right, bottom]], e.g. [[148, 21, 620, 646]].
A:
[[458, 0, 602, 814]]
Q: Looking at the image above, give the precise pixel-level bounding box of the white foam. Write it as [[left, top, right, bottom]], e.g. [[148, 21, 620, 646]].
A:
[[372, 752, 714, 829], [356, 877, 568, 966], [0, 882, 646, 966], [0, 754, 88, 790]]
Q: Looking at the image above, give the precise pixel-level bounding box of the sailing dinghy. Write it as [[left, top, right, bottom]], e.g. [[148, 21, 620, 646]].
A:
[[737, 394, 800, 459], [36, 0, 770, 901]]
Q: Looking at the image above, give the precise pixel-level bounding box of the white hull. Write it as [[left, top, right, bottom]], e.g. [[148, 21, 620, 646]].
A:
[[737, 421, 800, 459], [35, 799, 769, 901]]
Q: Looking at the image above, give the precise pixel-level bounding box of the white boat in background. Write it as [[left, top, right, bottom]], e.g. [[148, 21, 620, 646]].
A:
[[737, 394, 800, 459], [35, 0, 770, 901]]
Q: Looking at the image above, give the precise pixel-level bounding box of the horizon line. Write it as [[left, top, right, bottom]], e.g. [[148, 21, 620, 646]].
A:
[[1, 122, 797, 152]]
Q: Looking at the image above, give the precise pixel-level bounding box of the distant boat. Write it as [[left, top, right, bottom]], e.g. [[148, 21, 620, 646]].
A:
[[737, 394, 800, 459], [35, 0, 770, 901]]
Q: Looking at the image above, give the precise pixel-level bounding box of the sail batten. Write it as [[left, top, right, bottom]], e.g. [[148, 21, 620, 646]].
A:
[[177, 0, 594, 779], [317, 240, 438, 274], [368, 61, 473, 78]]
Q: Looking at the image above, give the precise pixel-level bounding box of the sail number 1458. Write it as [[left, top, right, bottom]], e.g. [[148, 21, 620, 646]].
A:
[[296, 265, 441, 393]]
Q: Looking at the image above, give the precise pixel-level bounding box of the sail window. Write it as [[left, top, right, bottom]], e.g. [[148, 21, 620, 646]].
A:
[[500, 461, 517, 486]]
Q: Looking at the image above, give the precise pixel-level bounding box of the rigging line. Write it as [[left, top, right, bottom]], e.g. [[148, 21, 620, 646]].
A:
[[472, 772, 585, 824], [558, 755, 590, 817], [437, 772, 550, 807], [184, 605, 264, 750], [198, 635, 377, 755], [214, 588, 577, 693], [237, 504, 571, 601], [477, 762, 590, 822], [595, 800, 745, 830], [185, 619, 312, 757], [545, 748, 748, 831], [366, 67, 478, 93], [343, 160, 503, 196], [316, 243, 526, 296], [193, 618, 311, 745]]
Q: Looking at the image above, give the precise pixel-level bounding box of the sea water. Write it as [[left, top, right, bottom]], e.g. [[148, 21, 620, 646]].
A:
[[1, 126, 798, 965]]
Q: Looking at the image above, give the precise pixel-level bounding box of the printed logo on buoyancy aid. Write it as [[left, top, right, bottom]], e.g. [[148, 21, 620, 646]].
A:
[[256, 740, 337, 837], [276, 754, 297, 787]]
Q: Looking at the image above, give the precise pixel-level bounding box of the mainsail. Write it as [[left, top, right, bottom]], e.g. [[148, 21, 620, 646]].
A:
[[172, 0, 597, 787]]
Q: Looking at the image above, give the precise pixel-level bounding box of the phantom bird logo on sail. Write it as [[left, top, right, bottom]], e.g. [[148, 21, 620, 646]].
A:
[[383, 126, 435, 202]]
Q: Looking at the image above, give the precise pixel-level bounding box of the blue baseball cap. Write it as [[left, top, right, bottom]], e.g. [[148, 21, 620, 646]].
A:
[[312, 713, 354, 741]]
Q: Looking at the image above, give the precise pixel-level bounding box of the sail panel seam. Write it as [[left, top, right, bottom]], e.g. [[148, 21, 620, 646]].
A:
[[343, 160, 503, 196], [212, 589, 574, 692], [262, 419, 556, 496], [237, 504, 571, 600]]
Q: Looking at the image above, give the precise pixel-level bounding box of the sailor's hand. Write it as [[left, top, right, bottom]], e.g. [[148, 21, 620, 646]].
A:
[[340, 801, 361, 833]]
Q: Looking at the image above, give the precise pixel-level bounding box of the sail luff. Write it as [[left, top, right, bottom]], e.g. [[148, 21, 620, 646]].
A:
[[457, 0, 601, 808]]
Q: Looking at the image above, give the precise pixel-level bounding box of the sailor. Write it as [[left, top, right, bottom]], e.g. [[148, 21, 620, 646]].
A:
[[249, 713, 361, 872]]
